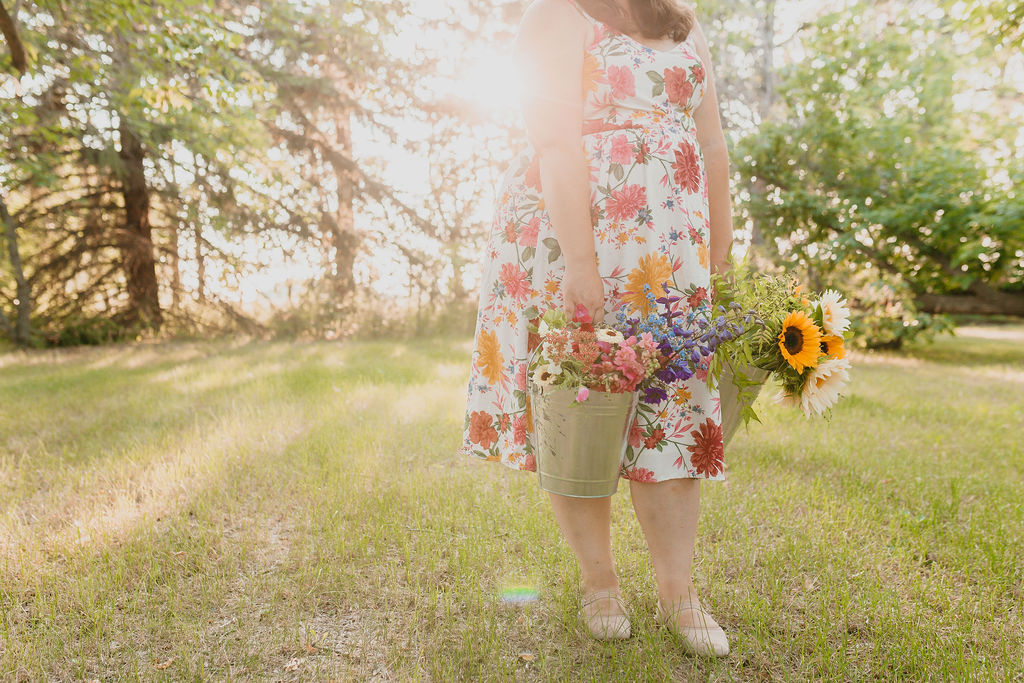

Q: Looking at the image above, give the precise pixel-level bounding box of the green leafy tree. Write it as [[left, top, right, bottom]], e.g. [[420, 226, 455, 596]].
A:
[[736, 0, 1024, 332]]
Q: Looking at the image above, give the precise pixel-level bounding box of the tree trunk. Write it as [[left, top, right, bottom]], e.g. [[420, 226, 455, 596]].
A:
[[117, 118, 162, 330], [0, 1, 28, 75], [330, 110, 360, 311], [916, 291, 1024, 316], [0, 196, 31, 344]]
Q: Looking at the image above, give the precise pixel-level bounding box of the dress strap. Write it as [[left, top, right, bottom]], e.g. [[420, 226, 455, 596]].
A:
[[564, 0, 599, 24]]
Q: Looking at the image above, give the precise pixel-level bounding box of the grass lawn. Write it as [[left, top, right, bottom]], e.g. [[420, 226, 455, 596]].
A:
[[1, 325, 1022, 680]]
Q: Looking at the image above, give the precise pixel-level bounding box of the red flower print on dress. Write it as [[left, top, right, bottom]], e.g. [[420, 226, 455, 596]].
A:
[[512, 415, 527, 445], [498, 412, 511, 432], [525, 156, 542, 190], [644, 426, 666, 449], [519, 216, 539, 247], [635, 140, 649, 165], [664, 67, 694, 106], [672, 141, 701, 193], [609, 134, 633, 165], [687, 418, 724, 476], [623, 467, 656, 482], [690, 62, 705, 85], [515, 362, 527, 391], [687, 286, 708, 309], [499, 262, 531, 301], [469, 411, 498, 449], [628, 420, 644, 448], [606, 64, 636, 98], [503, 221, 517, 243], [522, 453, 537, 471], [606, 184, 647, 222]]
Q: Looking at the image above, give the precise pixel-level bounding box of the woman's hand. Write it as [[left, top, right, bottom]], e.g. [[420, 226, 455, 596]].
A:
[[561, 263, 605, 324]]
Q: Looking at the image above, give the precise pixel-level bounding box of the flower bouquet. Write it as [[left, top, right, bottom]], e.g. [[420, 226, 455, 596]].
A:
[[707, 261, 854, 444], [525, 284, 758, 497]]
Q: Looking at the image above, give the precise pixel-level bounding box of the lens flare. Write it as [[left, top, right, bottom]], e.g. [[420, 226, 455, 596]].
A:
[[498, 584, 539, 605]]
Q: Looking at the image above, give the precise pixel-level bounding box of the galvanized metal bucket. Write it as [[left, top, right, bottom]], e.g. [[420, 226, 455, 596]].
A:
[[526, 346, 639, 498], [718, 362, 771, 447]]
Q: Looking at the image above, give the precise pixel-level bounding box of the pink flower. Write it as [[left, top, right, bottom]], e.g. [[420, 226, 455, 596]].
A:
[[672, 141, 701, 193], [628, 422, 645, 448], [614, 345, 636, 365], [609, 134, 633, 165], [624, 467, 656, 482], [605, 184, 646, 222], [690, 63, 705, 85], [499, 262, 531, 301], [665, 67, 694, 105], [576, 386, 590, 402], [512, 416, 527, 445], [519, 216, 539, 247], [607, 65, 636, 98]]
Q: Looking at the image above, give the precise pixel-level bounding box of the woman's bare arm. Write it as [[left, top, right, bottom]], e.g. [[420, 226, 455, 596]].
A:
[[513, 0, 605, 320], [689, 19, 735, 276]]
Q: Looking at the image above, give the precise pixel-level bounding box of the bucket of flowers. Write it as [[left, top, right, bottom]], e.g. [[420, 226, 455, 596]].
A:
[[526, 283, 760, 498], [707, 263, 854, 445]]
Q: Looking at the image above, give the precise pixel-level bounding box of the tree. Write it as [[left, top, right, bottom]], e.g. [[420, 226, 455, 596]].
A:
[[736, 0, 1024, 318]]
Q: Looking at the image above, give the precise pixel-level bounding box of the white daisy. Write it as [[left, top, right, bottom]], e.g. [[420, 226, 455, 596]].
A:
[[818, 289, 851, 336], [799, 357, 851, 417], [596, 327, 625, 344], [532, 363, 563, 386]]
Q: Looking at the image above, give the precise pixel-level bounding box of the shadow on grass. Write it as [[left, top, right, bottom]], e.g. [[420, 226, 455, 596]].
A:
[[891, 323, 1024, 368]]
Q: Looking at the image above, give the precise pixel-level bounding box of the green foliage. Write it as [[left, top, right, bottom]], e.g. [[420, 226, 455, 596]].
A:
[[845, 269, 956, 350], [736, 0, 1024, 321], [43, 313, 130, 347]]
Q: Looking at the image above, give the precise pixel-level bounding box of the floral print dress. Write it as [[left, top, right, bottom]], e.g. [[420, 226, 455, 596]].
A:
[[458, 0, 725, 483]]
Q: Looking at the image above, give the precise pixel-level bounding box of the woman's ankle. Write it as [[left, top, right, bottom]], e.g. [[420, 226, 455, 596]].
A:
[[657, 577, 698, 605], [581, 570, 620, 594]]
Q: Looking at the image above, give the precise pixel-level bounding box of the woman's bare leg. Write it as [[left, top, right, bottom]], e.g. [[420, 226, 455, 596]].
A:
[[546, 491, 619, 593], [628, 478, 712, 626]]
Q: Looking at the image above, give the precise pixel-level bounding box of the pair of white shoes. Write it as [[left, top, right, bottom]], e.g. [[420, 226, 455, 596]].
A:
[[580, 588, 730, 658]]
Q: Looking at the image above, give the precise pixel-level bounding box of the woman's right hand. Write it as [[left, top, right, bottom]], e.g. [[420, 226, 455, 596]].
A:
[[561, 263, 605, 324]]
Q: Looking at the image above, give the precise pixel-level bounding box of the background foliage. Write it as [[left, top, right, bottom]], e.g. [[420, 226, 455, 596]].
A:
[[0, 0, 1021, 348]]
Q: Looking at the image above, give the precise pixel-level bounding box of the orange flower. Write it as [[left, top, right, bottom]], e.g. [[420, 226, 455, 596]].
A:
[[581, 52, 604, 95], [697, 243, 709, 269], [623, 252, 673, 316], [469, 411, 498, 449], [820, 334, 846, 359], [476, 329, 505, 384]]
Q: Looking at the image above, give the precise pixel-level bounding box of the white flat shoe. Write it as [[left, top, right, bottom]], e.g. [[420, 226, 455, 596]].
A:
[[581, 587, 632, 640], [656, 597, 730, 657]]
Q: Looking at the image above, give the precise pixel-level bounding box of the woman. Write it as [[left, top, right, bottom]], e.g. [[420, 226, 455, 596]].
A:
[[459, 0, 734, 657]]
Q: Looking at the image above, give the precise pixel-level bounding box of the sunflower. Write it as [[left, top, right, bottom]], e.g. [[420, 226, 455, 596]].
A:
[[623, 252, 673, 316], [476, 329, 505, 384], [820, 333, 846, 360], [777, 310, 823, 373]]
